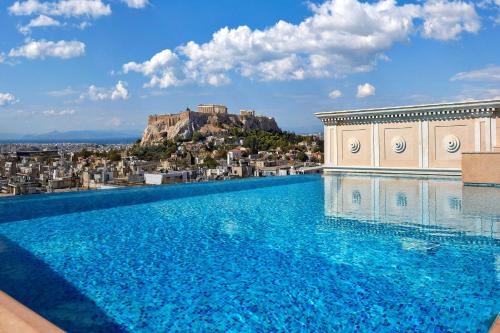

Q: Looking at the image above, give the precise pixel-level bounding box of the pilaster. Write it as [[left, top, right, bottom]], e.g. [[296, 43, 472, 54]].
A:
[[420, 120, 429, 168], [331, 125, 338, 166], [372, 123, 380, 167]]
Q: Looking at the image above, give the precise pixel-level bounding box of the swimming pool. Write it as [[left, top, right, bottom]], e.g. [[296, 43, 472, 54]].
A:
[[0, 175, 498, 332]]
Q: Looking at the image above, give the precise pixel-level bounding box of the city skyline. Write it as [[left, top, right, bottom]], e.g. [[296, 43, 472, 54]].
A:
[[1, 0, 500, 136]]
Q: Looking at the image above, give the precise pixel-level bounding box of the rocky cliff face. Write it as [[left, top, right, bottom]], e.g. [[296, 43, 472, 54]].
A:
[[141, 111, 280, 145]]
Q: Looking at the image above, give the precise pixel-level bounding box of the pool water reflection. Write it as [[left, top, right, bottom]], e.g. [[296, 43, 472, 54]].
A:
[[324, 175, 499, 239]]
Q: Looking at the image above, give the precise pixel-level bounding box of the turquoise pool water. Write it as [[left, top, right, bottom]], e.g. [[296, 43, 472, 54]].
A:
[[0, 175, 498, 332]]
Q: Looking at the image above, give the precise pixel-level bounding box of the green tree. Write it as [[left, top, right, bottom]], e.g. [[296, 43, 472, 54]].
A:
[[108, 149, 121, 162], [296, 151, 308, 162], [243, 136, 259, 154], [214, 149, 228, 159], [192, 131, 204, 142], [129, 139, 178, 161], [203, 157, 218, 168]]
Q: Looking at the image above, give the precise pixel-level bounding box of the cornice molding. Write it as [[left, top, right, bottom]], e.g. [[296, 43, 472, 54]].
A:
[[316, 100, 500, 126]]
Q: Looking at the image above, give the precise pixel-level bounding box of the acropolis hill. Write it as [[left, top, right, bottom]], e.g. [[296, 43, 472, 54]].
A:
[[141, 104, 281, 145]]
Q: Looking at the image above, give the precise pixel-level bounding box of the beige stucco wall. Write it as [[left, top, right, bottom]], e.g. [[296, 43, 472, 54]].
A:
[[428, 119, 475, 168], [379, 122, 420, 168], [496, 117, 500, 150], [325, 116, 496, 172], [462, 152, 500, 184], [336, 124, 372, 167]]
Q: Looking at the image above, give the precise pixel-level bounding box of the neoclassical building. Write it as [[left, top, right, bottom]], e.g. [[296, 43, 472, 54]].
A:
[[316, 99, 500, 175]]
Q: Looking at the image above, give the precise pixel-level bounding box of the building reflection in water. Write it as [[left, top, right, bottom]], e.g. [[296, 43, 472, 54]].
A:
[[323, 174, 499, 240]]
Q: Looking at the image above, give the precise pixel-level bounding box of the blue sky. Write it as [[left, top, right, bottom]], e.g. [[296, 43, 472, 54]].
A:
[[1, 0, 500, 136]]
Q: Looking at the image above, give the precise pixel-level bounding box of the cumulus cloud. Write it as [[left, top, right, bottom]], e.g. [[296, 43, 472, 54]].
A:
[[123, 49, 183, 88], [9, 40, 85, 59], [356, 83, 376, 98], [85, 85, 108, 100], [9, 0, 111, 18], [421, 0, 480, 40], [481, 0, 500, 5], [77, 21, 91, 29], [451, 65, 500, 82], [206, 73, 231, 86], [328, 89, 342, 99], [122, 0, 149, 9], [0, 93, 18, 106], [42, 109, 76, 116], [81, 81, 130, 101], [122, 0, 481, 89], [111, 81, 130, 100], [19, 15, 61, 34], [0, 53, 5, 64]]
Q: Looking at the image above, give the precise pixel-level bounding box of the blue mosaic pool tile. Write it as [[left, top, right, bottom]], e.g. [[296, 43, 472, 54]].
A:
[[0, 175, 498, 332]]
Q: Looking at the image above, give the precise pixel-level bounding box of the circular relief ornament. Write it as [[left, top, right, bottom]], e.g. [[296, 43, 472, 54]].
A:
[[444, 135, 460, 153], [348, 137, 361, 154], [391, 136, 406, 154]]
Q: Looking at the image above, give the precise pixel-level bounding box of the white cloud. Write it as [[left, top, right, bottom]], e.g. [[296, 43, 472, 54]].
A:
[[356, 83, 376, 98], [9, 0, 111, 18], [421, 0, 480, 40], [81, 81, 130, 101], [123, 49, 183, 88], [111, 81, 130, 100], [9, 40, 85, 59], [77, 21, 91, 29], [42, 109, 76, 116], [0, 53, 5, 64], [19, 15, 61, 34], [122, 0, 149, 9], [206, 73, 231, 86], [479, 0, 500, 6], [123, 0, 481, 89], [0, 93, 18, 106], [328, 89, 342, 99], [451, 65, 500, 82], [85, 85, 108, 100]]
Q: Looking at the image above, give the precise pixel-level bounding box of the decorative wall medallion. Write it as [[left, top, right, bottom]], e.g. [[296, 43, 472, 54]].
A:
[[391, 136, 406, 154], [443, 135, 460, 153], [348, 137, 361, 153]]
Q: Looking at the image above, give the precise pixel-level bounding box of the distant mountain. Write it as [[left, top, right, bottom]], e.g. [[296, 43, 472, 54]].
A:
[[0, 130, 141, 144]]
